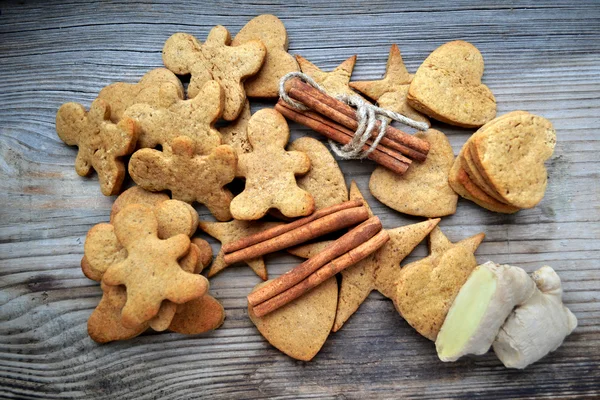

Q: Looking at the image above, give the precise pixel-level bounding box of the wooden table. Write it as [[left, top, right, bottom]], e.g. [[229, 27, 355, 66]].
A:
[[1, 1, 599, 398]]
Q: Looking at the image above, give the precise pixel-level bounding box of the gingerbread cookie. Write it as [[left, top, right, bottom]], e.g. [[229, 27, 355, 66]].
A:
[[296, 54, 360, 98], [369, 129, 457, 217], [232, 14, 299, 98], [199, 219, 283, 280], [218, 100, 253, 156], [124, 80, 223, 154], [333, 182, 440, 331], [350, 44, 429, 126], [248, 277, 337, 361], [407, 41, 496, 128], [102, 204, 208, 328], [394, 227, 484, 340], [469, 111, 556, 208], [129, 137, 237, 221], [169, 295, 225, 335], [88, 283, 148, 343], [288, 137, 348, 210], [110, 186, 169, 223], [162, 26, 266, 120], [97, 68, 184, 123], [230, 108, 314, 220], [55, 99, 138, 195]]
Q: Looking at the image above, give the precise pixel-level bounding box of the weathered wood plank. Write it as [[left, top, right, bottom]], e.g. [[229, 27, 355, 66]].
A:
[[1, 0, 599, 398]]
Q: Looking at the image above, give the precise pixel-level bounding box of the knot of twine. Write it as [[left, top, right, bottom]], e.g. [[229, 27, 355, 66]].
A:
[[279, 71, 429, 160]]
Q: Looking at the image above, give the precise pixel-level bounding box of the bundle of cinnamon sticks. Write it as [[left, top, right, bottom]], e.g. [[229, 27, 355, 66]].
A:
[[275, 78, 430, 175]]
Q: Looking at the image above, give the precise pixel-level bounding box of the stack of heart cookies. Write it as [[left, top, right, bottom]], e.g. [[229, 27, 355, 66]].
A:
[[449, 111, 557, 213]]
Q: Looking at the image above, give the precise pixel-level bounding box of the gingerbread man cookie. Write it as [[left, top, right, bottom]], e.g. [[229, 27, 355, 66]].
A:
[[230, 108, 314, 220], [102, 204, 208, 328], [124, 80, 223, 154], [55, 99, 138, 196], [129, 137, 237, 221], [97, 68, 184, 123], [162, 26, 266, 120], [232, 14, 299, 98]]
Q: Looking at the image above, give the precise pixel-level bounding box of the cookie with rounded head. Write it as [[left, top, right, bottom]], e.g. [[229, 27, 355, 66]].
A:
[[394, 227, 485, 341], [218, 100, 253, 157], [110, 186, 169, 223], [162, 26, 266, 120], [97, 68, 184, 123], [470, 111, 556, 208], [407, 41, 496, 128], [55, 99, 138, 195], [248, 277, 337, 361], [296, 55, 360, 98], [369, 129, 457, 218], [129, 137, 237, 221], [102, 204, 208, 328], [288, 137, 348, 210], [350, 44, 429, 126], [232, 14, 299, 98], [124, 80, 223, 155], [230, 108, 314, 220]]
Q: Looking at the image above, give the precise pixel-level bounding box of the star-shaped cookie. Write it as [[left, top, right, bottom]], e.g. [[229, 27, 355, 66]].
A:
[[394, 226, 485, 340], [333, 182, 440, 331], [296, 54, 360, 98], [199, 219, 283, 280], [350, 44, 429, 126]]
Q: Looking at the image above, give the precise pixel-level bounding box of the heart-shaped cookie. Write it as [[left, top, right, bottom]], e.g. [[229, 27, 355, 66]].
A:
[[407, 41, 496, 128], [369, 129, 457, 217], [248, 277, 337, 361]]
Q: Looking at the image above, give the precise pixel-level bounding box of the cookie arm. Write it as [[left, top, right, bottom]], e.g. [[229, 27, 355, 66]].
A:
[[288, 150, 311, 175]]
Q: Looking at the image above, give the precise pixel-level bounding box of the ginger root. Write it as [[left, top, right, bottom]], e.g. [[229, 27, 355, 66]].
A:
[[492, 266, 577, 369], [435, 261, 535, 362]]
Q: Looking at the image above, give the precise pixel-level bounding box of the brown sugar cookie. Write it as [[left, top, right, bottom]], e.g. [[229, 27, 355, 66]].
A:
[[124, 80, 223, 154], [110, 186, 169, 223], [350, 44, 429, 126], [155, 200, 199, 239], [394, 227, 484, 341], [102, 204, 208, 328], [55, 99, 138, 196], [407, 41, 496, 128], [199, 219, 283, 280], [462, 144, 506, 202], [82, 223, 126, 282], [88, 283, 148, 343], [448, 147, 520, 214], [296, 54, 360, 98], [191, 237, 213, 274], [369, 129, 457, 218], [169, 294, 225, 335], [162, 26, 266, 120], [218, 100, 253, 156], [232, 14, 299, 98], [470, 111, 556, 208], [248, 277, 337, 361], [97, 68, 184, 123], [334, 183, 440, 331], [230, 108, 314, 220], [288, 137, 348, 210], [129, 137, 237, 221]]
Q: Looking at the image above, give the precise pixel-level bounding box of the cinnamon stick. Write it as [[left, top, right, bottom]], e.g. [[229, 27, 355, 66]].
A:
[[275, 102, 409, 175], [251, 229, 390, 317], [223, 200, 363, 253], [277, 100, 412, 166], [290, 79, 430, 159], [223, 206, 369, 265], [247, 216, 382, 307]]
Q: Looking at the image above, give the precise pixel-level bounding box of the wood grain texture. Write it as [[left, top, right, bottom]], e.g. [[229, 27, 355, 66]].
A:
[[1, 0, 599, 398]]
